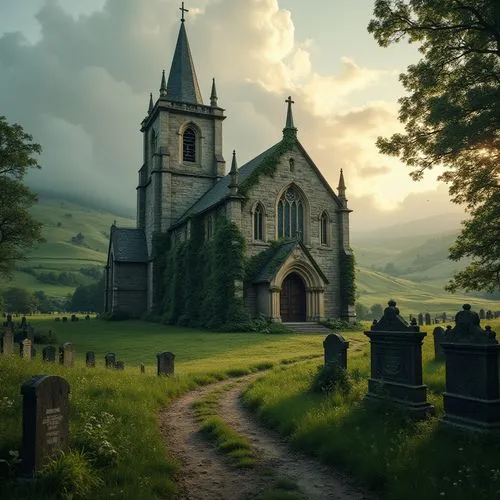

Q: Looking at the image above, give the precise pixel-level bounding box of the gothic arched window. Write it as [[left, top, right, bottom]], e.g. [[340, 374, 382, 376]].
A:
[[277, 186, 304, 240], [183, 127, 196, 162], [253, 203, 264, 241], [320, 211, 328, 246]]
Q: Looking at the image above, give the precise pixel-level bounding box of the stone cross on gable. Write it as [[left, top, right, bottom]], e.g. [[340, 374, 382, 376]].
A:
[[180, 2, 189, 22]]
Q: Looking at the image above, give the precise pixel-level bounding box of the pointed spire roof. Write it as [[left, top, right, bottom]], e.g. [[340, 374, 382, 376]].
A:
[[337, 169, 347, 202], [283, 96, 297, 138], [160, 70, 167, 97], [210, 78, 218, 107], [229, 150, 239, 193], [148, 92, 154, 113], [166, 16, 203, 105]]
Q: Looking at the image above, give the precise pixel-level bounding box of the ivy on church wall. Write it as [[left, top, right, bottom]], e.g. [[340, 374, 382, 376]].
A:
[[155, 216, 248, 329], [339, 249, 356, 307], [239, 133, 297, 198]]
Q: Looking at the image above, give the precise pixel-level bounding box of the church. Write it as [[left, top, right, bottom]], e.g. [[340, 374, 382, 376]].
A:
[[104, 7, 355, 324]]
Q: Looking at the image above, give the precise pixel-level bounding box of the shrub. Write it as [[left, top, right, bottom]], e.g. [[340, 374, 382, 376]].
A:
[[320, 318, 362, 331], [310, 362, 351, 395], [34, 329, 58, 345]]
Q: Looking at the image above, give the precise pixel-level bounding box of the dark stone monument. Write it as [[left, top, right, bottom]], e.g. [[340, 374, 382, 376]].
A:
[[140, 363, 145, 374], [486, 310, 493, 320], [1, 327, 14, 355], [364, 300, 433, 419], [105, 352, 116, 368], [86, 351, 95, 367], [424, 312, 431, 325], [42, 346, 56, 363], [441, 304, 500, 431], [20, 375, 70, 476], [157, 352, 175, 376], [115, 361, 125, 370], [479, 308, 486, 319], [323, 333, 349, 368], [432, 327, 446, 361], [417, 313, 423, 326]]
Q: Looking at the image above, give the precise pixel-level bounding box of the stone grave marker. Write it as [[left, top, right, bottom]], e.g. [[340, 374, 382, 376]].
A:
[[424, 312, 431, 325], [417, 313, 423, 326], [323, 333, 349, 368], [364, 300, 433, 419], [1, 328, 14, 355], [86, 351, 95, 367], [42, 346, 56, 363], [59, 343, 74, 367], [441, 304, 500, 431], [432, 327, 446, 361], [115, 361, 125, 370], [157, 352, 175, 376], [479, 309, 486, 319], [20, 375, 70, 476], [22, 339, 32, 360], [105, 352, 116, 368], [486, 310, 493, 320], [140, 363, 145, 374]]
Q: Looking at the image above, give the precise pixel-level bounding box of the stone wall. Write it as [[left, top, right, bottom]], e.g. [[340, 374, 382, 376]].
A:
[[113, 262, 147, 317]]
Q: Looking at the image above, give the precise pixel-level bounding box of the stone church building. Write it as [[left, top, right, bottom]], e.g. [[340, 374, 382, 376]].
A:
[[105, 11, 354, 323]]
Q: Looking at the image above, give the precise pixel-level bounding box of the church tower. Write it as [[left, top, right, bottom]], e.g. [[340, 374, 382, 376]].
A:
[[137, 4, 226, 253]]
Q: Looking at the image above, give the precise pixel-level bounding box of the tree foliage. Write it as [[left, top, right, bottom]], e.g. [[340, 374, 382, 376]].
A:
[[368, 0, 500, 292], [0, 116, 44, 278]]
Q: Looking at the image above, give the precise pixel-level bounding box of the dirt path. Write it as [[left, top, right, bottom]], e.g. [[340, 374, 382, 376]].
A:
[[159, 376, 375, 500]]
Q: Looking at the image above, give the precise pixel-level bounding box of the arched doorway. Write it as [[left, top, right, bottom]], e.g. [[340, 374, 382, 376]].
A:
[[280, 273, 306, 322]]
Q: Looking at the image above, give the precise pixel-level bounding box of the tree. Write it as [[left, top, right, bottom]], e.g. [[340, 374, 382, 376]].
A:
[[0, 116, 44, 278], [370, 303, 384, 319], [368, 0, 500, 292], [3, 287, 35, 313]]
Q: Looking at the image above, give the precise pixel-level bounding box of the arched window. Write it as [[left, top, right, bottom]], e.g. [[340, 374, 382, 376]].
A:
[[320, 211, 328, 246], [183, 127, 196, 162], [277, 186, 304, 240], [253, 204, 264, 241]]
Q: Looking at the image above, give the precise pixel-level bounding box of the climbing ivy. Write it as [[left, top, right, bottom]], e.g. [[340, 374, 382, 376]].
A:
[[339, 249, 356, 307]]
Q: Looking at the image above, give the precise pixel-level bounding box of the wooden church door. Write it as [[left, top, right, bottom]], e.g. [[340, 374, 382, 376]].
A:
[[280, 273, 306, 322]]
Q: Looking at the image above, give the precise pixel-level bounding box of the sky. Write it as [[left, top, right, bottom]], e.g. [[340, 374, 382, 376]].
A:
[[0, 0, 465, 231]]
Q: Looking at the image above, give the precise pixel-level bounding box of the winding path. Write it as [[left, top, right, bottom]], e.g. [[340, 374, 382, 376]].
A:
[[159, 376, 375, 500]]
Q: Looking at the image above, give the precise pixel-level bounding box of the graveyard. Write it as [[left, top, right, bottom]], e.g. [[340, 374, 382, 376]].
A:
[[1, 311, 499, 499]]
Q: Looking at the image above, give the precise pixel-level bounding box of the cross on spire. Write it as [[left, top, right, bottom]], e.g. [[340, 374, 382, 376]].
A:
[[285, 96, 294, 106], [283, 95, 297, 136], [179, 2, 189, 22]]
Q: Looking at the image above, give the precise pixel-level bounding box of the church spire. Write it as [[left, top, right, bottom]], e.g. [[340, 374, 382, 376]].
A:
[[159, 70, 167, 98], [210, 78, 218, 107], [148, 92, 154, 113], [166, 4, 203, 104], [337, 169, 347, 205], [283, 96, 298, 139], [229, 150, 239, 194]]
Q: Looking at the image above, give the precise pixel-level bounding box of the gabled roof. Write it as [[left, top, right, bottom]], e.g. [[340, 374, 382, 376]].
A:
[[166, 22, 203, 104], [110, 228, 148, 263]]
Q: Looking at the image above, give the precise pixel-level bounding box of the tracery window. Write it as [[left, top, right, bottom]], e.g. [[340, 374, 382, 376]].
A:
[[253, 204, 264, 241], [183, 127, 196, 162], [320, 211, 328, 246], [277, 186, 304, 240]]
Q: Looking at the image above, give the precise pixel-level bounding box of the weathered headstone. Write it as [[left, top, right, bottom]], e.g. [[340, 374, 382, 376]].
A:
[[22, 339, 32, 360], [86, 351, 95, 367], [424, 312, 431, 325], [60, 343, 74, 367], [479, 308, 486, 319], [115, 361, 125, 370], [157, 352, 175, 376], [323, 333, 349, 368], [42, 346, 56, 363], [432, 327, 446, 361], [364, 300, 433, 419], [417, 313, 423, 326], [1, 328, 14, 355], [441, 304, 500, 431], [486, 310, 493, 320], [20, 375, 70, 476], [140, 363, 145, 374], [105, 352, 116, 368]]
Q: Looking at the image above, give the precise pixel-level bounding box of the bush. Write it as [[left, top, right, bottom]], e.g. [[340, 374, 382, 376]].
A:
[[33, 329, 58, 345], [320, 318, 362, 331], [310, 362, 351, 395]]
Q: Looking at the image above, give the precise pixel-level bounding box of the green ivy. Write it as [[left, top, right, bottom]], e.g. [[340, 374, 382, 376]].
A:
[[339, 249, 356, 307], [239, 134, 297, 198]]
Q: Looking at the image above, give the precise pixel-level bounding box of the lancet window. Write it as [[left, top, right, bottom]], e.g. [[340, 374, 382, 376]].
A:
[[277, 186, 304, 240], [183, 127, 196, 162]]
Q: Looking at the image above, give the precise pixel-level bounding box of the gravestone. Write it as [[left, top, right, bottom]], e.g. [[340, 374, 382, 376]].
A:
[[42, 346, 56, 363], [22, 339, 32, 360], [424, 313, 431, 325], [105, 352, 116, 368], [486, 310, 493, 320], [441, 304, 500, 431], [323, 333, 349, 368], [417, 313, 423, 326], [364, 300, 433, 419], [115, 361, 125, 370], [1, 328, 14, 355], [432, 327, 446, 361], [60, 343, 74, 367], [157, 352, 175, 376], [140, 363, 145, 374], [20, 375, 70, 476], [86, 351, 95, 368], [479, 308, 486, 319]]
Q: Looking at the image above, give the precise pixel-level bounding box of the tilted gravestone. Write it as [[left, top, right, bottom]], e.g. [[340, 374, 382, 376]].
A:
[[21, 339, 32, 360], [1, 328, 14, 355], [86, 351, 95, 367], [105, 352, 116, 368], [432, 327, 446, 361], [157, 352, 175, 376], [59, 343, 74, 367], [20, 375, 70, 476], [364, 300, 433, 419], [441, 304, 500, 431], [115, 361, 125, 370], [323, 333, 349, 368], [42, 346, 56, 363]]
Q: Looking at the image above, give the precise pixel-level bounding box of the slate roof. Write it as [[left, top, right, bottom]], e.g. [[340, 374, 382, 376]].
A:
[[166, 22, 203, 105], [111, 228, 148, 263], [176, 142, 281, 225]]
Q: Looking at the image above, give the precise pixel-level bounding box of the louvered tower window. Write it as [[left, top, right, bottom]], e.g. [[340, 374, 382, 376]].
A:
[[277, 187, 303, 240], [183, 128, 196, 162]]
